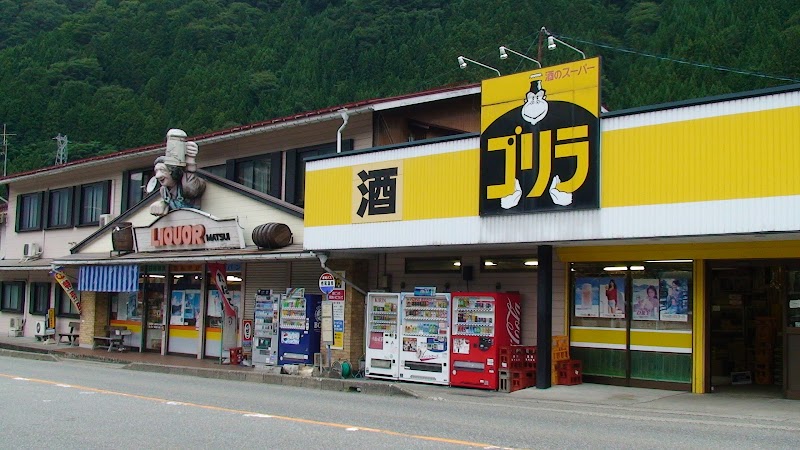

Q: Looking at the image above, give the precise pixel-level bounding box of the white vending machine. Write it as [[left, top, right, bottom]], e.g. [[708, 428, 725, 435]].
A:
[[365, 292, 400, 380], [399, 291, 451, 385], [252, 289, 279, 367]]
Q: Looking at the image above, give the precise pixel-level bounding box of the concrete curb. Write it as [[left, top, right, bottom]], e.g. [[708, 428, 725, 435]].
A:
[[0, 348, 60, 362], [123, 362, 417, 397]]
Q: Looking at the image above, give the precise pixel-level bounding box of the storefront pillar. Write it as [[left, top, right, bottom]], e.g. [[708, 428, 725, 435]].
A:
[[536, 245, 553, 389], [328, 259, 368, 367], [79, 291, 109, 348], [692, 259, 707, 393]]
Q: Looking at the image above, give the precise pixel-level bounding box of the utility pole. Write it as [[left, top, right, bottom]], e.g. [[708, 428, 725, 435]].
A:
[[54, 133, 68, 165], [1, 124, 15, 177]]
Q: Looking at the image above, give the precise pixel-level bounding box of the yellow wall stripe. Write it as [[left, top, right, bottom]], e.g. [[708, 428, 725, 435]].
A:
[[630, 330, 692, 349], [601, 106, 800, 207], [168, 327, 199, 339], [404, 151, 479, 220], [570, 326, 627, 345]]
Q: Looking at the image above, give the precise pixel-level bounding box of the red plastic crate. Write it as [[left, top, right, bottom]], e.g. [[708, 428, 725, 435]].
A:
[[555, 359, 582, 386]]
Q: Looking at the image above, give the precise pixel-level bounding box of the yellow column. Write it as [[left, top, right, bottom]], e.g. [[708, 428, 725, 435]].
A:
[[692, 259, 706, 393]]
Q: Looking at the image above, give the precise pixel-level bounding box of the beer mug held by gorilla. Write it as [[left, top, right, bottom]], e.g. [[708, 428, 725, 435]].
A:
[[147, 129, 207, 216]]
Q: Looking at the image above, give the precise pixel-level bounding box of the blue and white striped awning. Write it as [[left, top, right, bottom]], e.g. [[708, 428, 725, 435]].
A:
[[78, 265, 139, 292]]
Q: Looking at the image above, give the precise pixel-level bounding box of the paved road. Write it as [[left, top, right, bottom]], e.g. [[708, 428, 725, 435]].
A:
[[1, 355, 798, 449]]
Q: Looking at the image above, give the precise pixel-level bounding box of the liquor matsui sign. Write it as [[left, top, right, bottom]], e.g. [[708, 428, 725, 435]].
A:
[[134, 209, 245, 252]]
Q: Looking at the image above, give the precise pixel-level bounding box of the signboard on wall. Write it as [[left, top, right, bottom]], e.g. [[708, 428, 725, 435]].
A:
[[134, 209, 245, 252], [479, 57, 601, 215]]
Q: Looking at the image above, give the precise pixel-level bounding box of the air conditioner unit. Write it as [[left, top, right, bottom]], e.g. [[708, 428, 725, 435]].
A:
[[35, 320, 47, 337], [8, 317, 23, 337], [23, 242, 41, 258], [99, 213, 115, 227]]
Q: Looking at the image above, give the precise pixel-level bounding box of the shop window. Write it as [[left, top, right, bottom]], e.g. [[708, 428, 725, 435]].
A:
[[570, 261, 693, 385], [234, 154, 280, 196], [480, 256, 538, 272], [1, 282, 26, 312], [405, 257, 462, 274], [169, 271, 203, 327], [122, 168, 154, 211], [286, 142, 349, 207], [16, 192, 43, 232], [205, 266, 242, 329], [29, 282, 51, 315], [76, 180, 111, 226], [46, 187, 74, 229], [56, 288, 80, 318]]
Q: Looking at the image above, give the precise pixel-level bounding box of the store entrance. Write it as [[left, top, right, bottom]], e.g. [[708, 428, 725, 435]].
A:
[[707, 261, 785, 397]]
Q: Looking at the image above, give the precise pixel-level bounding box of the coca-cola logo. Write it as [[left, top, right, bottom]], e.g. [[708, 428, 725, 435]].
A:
[[506, 298, 521, 345]]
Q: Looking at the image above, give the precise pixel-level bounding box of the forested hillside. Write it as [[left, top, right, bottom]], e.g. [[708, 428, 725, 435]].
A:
[[0, 0, 798, 176]]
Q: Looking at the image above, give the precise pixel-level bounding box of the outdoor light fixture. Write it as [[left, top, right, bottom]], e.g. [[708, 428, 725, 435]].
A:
[[499, 46, 541, 68], [457, 55, 501, 77], [545, 35, 586, 59]]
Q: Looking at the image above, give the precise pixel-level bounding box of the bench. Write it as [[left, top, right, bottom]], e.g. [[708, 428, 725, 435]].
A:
[[93, 326, 131, 352], [58, 321, 81, 346]]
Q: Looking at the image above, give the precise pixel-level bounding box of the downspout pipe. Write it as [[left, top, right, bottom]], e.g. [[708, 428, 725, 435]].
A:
[[336, 108, 349, 153], [311, 251, 367, 296]]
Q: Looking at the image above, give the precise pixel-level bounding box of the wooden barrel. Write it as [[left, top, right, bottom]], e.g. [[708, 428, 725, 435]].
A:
[[252, 223, 292, 249], [112, 222, 134, 252]]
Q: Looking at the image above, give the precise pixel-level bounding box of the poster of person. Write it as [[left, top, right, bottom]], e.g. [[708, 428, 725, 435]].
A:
[[170, 291, 185, 325], [660, 273, 690, 322], [402, 337, 418, 353], [599, 277, 625, 318], [632, 278, 660, 321], [183, 290, 201, 325], [207, 289, 224, 317], [574, 278, 599, 317]]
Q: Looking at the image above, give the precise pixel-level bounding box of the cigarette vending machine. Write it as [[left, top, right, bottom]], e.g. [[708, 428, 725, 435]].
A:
[[399, 292, 451, 385], [450, 292, 521, 390], [365, 292, 401, 380], [278, 289, 322, 365], [252, 289, 280, 367]]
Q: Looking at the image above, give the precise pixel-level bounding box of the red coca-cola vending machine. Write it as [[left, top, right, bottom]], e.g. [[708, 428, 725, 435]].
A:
[[450, 292, 521, 390]]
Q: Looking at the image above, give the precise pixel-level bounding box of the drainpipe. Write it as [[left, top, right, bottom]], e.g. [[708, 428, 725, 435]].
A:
[[336, 109, 349, 153], [311, 251, 367, 296]]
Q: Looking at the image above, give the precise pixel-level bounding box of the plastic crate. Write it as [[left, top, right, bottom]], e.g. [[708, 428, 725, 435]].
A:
[[500, 346, 537, 370], [498, 369, 530, 393], [552, 335, 569, 352], [553, 348, 570, 362], [556, 359, 582, 386]]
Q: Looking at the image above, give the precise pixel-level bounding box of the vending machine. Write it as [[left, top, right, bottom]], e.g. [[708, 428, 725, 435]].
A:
[[252, 289, 280, 367], [278, 288, 322, 365], [450, 292, 522, 390], [399, 291, 451, 385], [365, 292, 401, 380]]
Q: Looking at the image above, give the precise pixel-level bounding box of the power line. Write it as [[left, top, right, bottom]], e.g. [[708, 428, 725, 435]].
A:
[[556, 34, 800, 83]]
